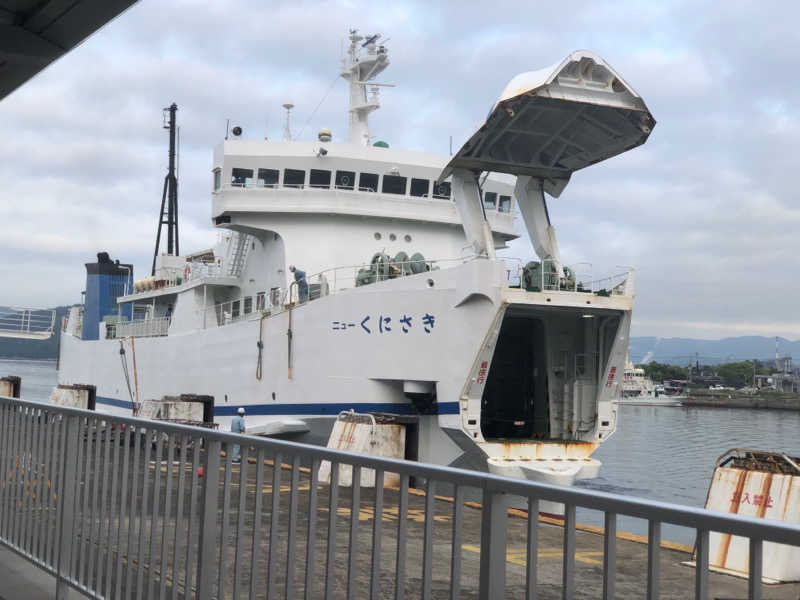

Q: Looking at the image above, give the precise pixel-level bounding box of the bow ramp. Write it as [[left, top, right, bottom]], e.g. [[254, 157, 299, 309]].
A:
[[443, 50, 655, 268]]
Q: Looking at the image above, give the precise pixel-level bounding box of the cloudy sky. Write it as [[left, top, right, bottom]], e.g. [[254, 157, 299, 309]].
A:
[[1, 0, 797, 339]]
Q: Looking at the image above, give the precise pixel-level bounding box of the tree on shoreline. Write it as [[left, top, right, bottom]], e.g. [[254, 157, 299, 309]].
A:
[[640, 362, 688, 383]]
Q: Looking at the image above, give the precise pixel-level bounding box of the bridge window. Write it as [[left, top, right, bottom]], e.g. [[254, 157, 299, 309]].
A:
[[382, 175, 407, 195], [483, 191, 497, 208], [257, 168, 279, 187], [432, 181, 451, 200], [284, 169, 305, 188], [498, 195, 511, 212], [359, 172, 379, 192], [310, 169, 331, 189], [410, 178, 429, 197], [213, 168, 221, 190], [231, 168, 253, 187], [336, 170, 355, 190]]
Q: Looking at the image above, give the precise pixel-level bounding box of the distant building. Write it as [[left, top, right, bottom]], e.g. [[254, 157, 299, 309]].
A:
[[755, 373, 800, 393]]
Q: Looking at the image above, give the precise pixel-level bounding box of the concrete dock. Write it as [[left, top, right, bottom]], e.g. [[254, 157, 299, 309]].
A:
[[60, 447, 800, 599]]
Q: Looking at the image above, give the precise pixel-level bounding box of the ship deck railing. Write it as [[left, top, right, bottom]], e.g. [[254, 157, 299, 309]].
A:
[[0, 395, 796, 599], [0, 307, 55, 339], [109, 257, 633, 337], [110, 316, 171, 339], [125, 255, 630, 323], [194, 255, 470, 330], [191, 257, 633, 332], [501, 257, 632, 296]]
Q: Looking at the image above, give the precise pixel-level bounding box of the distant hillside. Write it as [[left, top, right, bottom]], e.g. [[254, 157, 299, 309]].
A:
[[0, 306, 71, 360], [630, 336, 800, 365]]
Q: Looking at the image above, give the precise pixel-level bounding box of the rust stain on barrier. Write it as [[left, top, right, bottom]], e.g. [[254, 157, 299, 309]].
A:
[[717, 469, 748, 566], [497, 440, 599, 459], [784, 480, 795, 521], [757, 473, 773, 520]]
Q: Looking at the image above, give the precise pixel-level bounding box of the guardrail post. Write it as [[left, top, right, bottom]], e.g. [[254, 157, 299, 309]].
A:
[[479, 488, 508, 600], [197, 438, 221, 600], [55, 414, 80, 600]]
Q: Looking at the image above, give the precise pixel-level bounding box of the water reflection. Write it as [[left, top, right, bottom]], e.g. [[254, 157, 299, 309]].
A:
[[577, 404, 800, 543]]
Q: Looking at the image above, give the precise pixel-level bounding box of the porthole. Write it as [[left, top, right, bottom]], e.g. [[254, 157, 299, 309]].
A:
[[374, 232, 382, 240], [404, 234, 412, 243], [389, 233, 397, 241], [427, 278, 435, 288]]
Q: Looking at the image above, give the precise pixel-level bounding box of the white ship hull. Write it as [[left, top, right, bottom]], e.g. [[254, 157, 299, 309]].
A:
[[58, 259, 632, 483], [55, 46, 655, 493], [616, 395, 684, 407]]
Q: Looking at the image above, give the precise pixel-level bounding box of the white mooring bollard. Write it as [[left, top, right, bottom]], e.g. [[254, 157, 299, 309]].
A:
[[0, 376, 21, 398], [319, 410, 409, 487], [49, 383, 96, 410]]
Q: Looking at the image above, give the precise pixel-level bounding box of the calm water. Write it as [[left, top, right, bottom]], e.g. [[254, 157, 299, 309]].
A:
[[0, 358, 57, 402], [5, 359, 798, 544], [576, 404, 800, 543]]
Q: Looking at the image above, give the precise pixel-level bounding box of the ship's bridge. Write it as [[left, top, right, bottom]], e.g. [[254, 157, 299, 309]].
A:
[[210, 140, 517, 242]]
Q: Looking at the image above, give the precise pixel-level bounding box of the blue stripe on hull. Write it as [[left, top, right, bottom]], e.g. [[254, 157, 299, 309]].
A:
[[95, 396, 460, 416], [97, 396, 135, 410]]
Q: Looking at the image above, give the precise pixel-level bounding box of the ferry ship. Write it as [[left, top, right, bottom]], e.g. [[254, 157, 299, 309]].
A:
[[57, 32, 655, 487]]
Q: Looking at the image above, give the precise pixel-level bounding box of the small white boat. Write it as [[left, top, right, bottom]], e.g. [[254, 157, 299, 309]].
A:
[[617, 361, 683, 405], [616, 393, 684, 407]]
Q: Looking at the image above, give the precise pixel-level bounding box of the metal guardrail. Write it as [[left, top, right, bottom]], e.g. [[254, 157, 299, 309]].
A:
[[121, 256, 632, 335], [195, 257, 459, 330], [0, 308, 56, 339], [502, 258, 631, 296], [0, 397, 798, 599], [113, 317, 171, 339]]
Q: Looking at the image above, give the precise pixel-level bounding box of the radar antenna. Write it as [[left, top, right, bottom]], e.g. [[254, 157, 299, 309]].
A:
[[151, 103, 179, 276], [340, 29, 392, 145], [282, 102, 294, 141]]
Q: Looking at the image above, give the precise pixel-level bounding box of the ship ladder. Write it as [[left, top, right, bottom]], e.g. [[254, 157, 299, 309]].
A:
[[227, 232, 251, 277]]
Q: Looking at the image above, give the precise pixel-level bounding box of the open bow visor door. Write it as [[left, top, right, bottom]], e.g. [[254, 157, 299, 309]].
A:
[[441, 50, 655, 197], [441, 51, 655, 265]]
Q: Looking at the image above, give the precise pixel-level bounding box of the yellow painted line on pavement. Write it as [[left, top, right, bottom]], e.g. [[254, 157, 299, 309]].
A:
[[146, 456, 694, 555], [462, 544, 604, 566]]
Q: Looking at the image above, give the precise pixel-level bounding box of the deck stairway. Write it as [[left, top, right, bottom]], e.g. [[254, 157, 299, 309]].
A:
[[226, 232, 251, 277]]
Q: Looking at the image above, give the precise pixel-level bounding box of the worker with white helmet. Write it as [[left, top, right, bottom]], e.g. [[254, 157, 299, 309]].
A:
[[231, 407, 246, 462]]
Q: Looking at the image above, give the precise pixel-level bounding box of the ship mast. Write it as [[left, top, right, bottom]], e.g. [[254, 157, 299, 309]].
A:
[[340, 30, 391, 146], [151, 103, 180, 275]]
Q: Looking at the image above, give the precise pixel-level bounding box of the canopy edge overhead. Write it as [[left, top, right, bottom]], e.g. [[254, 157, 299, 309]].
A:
[[0, 0, 139, 103]]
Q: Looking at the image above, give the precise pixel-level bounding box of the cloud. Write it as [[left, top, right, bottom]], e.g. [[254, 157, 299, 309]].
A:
[[0, 0, 797, 340]]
